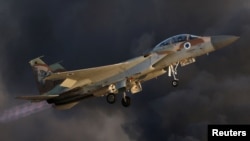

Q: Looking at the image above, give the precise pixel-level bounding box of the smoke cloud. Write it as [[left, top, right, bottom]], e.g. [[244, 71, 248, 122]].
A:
[[0, 102, 51, 123], [0, 0, 250, 141]]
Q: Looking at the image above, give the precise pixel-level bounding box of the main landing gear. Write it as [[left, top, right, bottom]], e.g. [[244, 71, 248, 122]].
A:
[[106, 92, 131, 107], [168, 62, 179, 87], [121, 92, 131, 107], [106, 93, 116, 104]]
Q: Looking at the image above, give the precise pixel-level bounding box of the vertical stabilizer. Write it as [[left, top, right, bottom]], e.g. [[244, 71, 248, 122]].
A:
[[29, 56, 53, 94]]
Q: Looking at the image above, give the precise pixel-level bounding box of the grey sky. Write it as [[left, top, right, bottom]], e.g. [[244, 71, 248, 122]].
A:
[[0, 0, 249, 141]]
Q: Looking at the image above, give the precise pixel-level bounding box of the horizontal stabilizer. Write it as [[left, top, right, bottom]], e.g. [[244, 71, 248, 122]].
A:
[[16, 95, 58, 102]]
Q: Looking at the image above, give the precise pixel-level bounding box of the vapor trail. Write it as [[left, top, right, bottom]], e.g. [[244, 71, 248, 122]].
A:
[[0, 101, 51, 123]]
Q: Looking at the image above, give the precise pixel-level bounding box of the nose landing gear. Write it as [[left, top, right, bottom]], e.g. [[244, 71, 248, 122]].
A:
[[172, 80, 179, 87], [168, 62, 180, 87]]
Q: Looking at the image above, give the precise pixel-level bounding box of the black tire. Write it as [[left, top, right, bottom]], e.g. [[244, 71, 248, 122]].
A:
[[107, 93, 116, 104], [172, 80, 179, 87], [121, 96, 131, 107]]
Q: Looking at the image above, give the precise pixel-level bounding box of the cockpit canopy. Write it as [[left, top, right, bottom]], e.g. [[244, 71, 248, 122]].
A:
[[154, 34, 199, 49]]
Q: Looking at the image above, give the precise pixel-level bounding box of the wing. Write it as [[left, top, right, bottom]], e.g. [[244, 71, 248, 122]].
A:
[[16, 62, 132, 102], [45, 56, 147, 83], [45, 64, 125, 82], [17, 56, 148, 102]]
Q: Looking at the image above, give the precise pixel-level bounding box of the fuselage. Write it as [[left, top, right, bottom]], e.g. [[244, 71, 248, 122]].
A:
[[48, 34, 239, 109], [87, 34, 238, 91]]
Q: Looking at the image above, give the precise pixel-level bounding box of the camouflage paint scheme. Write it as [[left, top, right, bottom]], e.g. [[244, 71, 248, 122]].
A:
[[16, 34, 239, 110]]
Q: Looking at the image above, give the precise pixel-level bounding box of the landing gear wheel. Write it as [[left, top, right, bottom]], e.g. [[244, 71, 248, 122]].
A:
[[172, 80, 179, 87], [121, 96, 131, 107], [107, 93, 116, 104]]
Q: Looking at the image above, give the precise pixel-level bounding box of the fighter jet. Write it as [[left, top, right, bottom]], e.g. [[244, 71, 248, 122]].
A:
[[16, 34, 239, 110]]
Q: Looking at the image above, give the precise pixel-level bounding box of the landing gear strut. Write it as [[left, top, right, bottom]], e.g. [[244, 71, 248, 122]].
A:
[[121, 92, 131, 107], [168, 62, 180, 87]]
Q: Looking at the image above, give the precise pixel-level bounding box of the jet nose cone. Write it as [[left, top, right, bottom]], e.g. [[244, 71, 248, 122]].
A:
[[211, 35, 239, 50]]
